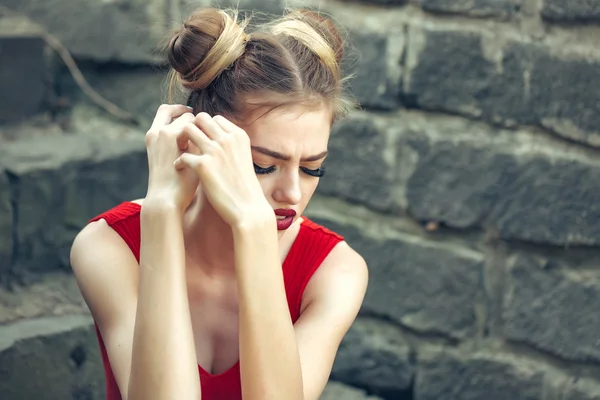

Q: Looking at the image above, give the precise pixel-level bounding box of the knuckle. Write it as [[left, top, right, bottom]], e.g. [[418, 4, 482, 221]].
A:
[[157, 103, 170, 112]]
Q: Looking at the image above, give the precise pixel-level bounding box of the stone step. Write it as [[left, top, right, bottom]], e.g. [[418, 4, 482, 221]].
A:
[[0, 271, 87, 326], [0, 314, 104, 400], [0, 115, 147, 287]]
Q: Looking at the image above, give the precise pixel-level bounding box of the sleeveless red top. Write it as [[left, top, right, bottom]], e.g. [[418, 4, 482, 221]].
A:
[[88, 201, 344, 400]]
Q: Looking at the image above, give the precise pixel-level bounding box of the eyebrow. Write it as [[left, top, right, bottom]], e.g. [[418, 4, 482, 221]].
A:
[[251, 146, 328, 162]]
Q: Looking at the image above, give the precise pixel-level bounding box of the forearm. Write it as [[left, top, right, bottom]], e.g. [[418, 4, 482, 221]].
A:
[[233, 219, 304, 400], [128, 203, 200, 400]]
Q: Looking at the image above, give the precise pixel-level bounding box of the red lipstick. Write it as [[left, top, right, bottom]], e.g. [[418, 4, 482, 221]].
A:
[[274, 208, 296, 230]]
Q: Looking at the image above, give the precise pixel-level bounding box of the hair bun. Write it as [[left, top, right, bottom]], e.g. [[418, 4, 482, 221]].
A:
[[167, 8, 248, 90]]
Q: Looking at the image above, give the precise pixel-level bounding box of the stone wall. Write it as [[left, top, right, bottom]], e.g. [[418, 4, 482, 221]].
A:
[[1, 0, 600, 399]]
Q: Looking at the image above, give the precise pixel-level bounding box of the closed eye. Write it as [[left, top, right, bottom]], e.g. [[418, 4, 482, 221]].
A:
[[301, 166, 326, 177], [254, 163, 276, 175]]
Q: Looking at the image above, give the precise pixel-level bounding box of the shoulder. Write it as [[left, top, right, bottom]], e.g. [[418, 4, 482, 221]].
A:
[[301, 231, 368, 313]]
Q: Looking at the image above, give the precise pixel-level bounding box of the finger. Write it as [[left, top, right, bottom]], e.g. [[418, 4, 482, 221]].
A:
[[173, 153, 206, 171], [150, 104, 193, 132], [213, 115, 238, 133], [177, 123, 212, 153], [170, 112, 196, 130], [194, 112, 226, 141]]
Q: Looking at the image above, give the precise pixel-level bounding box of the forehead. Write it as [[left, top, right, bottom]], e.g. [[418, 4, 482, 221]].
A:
[[243, 105, 332, 152]]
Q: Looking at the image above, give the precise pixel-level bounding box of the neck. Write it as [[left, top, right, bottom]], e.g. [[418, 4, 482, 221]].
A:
[[183, 194, 236, 277]]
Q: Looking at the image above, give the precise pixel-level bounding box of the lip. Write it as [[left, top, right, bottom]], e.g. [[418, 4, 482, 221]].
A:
[[274, 208, 296, 231]]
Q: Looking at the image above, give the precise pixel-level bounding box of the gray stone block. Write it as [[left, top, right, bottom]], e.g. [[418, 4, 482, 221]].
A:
[[415, 350, 544, 400], [0, 272, 87, 325], [2, 0, 169, 63], [504, 254, 600, 363], [0, 315, 104, 400], [420, 0, 520, 17], [314, 218, 483, 338], [332, 317, 413, 398], [316, 113, 396, 212], [60, 64, 168, 128], [405, 26, 600, 147], [541, 0, 600, 21], [347, 28, 404, 110], [3, 134, 147, 281], [0, 35, 48, 123], [0, 170, 12, 282], [397, 115, 600, 246], [320, 381, 383, 400]]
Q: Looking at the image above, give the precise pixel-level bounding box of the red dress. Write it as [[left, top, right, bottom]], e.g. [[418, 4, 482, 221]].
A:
[[88, 202, 344, 400]]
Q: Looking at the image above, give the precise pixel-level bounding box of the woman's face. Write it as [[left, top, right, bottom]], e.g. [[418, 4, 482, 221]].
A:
[[242, 104, 332, 235]]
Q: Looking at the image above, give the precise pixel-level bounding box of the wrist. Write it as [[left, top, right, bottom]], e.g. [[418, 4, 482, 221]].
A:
[[141, 197, 183, 219], [231, 205, 276, 236]]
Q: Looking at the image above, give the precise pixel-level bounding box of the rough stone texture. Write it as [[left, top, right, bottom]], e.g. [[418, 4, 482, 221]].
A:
[[384, 112, 600, 246], [3, 134, 146, 282], [1, 0, 169, 63], [503, 254, 600, 363], [0, 315, 104, 400], [59, 63, 168, 127], [415, 350, 545, 400], [314, 218, 483, 338], [346, 28, 404, 110], [0, 170, 12, 282], [541, 0, 600, 21], [420, 0, 521, 17], [320, 381, 384, 400], [0, 35, 48, 123], [332, 317, 413, 398], [404, 26, 600, 147], [0, 272, 87, 324], [212, 0, 285, 15], [559, 377, 600, 400], [316, 114, 396, 212], [352, 0, 408, 4]]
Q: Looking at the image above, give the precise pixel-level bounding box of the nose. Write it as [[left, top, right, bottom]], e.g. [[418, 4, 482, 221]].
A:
[[272, 170, 302, 206]]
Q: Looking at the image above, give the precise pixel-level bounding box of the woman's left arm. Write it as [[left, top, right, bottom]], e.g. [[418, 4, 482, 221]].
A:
[[233, 219, 368, 400]]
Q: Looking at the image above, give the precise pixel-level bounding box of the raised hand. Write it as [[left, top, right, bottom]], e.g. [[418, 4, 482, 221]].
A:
[[144, 104, 200, 212], [173, 112, 273, 228]]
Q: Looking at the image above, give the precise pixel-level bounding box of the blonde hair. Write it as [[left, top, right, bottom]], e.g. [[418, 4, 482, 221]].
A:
[[166, 7, 354, 122]]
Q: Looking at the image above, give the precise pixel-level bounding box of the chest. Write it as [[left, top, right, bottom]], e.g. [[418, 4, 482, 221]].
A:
[[187, 277, 240, 375]]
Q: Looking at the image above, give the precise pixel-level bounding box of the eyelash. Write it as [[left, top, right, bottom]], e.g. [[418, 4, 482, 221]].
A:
[[253, 163, 326, 178]]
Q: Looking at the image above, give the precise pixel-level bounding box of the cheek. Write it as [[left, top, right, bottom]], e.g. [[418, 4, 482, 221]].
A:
[[300, 178, 320, 202]]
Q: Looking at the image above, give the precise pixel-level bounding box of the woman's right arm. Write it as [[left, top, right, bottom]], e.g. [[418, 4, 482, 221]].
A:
[[70, 206, 200, 400]]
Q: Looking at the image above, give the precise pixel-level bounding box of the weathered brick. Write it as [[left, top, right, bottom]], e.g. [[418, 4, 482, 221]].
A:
[[397, 114, 600, 246], [420, 0, 520, 18], [320, 381, 384, 400], [310, 217, 483, 338], [0, 34, 48, 123], [59, 63, 166, 127], [346, 28, 404, 110], [560, 377, 600, 400], [316, 113, 396, 212], [415, 350, 545, 400], [332, 317, 413, 398], [541, 0, 600, 21], [2, 0, 169, 63], [352, 0, 407, 4], [0, 170, 12, 282], [0, 315, 104, 400], [4, 134, 147, 281], [504, 254, 600, 363], [405, 26, 600, 147], [213, 0, 285, 15]]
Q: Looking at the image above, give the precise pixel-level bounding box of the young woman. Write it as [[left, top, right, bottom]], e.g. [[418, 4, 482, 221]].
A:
[[70, 7, 368, 400]]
